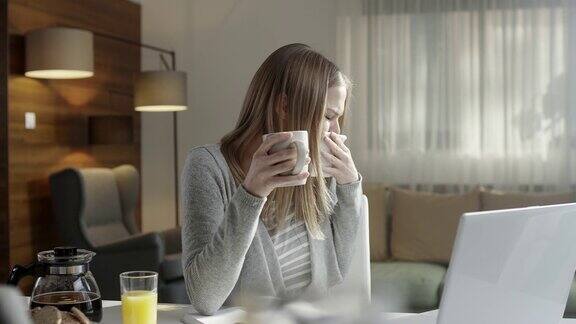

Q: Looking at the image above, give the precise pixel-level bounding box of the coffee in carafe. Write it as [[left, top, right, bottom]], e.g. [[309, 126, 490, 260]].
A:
[[8, 247, 103, 322], [30, 291, 103, 322]]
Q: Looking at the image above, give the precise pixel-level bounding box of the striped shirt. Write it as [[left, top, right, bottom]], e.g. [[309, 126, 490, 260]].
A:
[[268, 214, 312, 293]]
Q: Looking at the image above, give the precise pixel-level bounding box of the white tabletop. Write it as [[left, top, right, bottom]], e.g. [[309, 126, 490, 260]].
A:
[[103, 302, 576, 324], [24, 298, 576, 323], [383, 311, 576, 324]]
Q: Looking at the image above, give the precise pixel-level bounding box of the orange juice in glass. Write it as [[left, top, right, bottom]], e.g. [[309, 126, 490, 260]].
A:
[[120, 271, 158, 324]]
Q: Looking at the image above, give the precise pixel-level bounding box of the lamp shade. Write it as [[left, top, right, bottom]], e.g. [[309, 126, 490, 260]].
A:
[[135, 71, 187, 112], [25, 27, 94, 79]]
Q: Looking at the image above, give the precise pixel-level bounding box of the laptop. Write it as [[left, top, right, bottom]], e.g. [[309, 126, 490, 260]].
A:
[[390, 203, 576, 324]]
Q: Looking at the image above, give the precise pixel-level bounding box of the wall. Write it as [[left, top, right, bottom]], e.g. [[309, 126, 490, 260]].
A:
[[0, 0, 8, 281], [8, 0, 141, 291], [180, 0, 338, 153], [137, 0, 190, 232], [139, 0, 339, 231]]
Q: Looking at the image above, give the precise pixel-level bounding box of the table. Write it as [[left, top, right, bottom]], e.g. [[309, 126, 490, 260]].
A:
[[100, 301, 193, 323], [25, 299, 241, 324], [26, 299, 576, 323], [383, 311, 576, 324], [100, 302, 576, 324], [102, 301, 252, 323]]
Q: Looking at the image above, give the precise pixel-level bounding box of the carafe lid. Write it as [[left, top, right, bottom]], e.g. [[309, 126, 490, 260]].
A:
[[37, 247, 95, 266]]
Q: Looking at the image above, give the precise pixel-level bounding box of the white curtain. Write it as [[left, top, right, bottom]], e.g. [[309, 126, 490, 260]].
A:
[[337, 0, 576, 191]]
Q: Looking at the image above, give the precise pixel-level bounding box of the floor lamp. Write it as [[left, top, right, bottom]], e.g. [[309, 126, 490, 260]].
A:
[[24, 27, 187, 227]]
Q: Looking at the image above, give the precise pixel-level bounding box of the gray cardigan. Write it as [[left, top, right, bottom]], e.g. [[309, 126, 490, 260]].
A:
[[180, 144, 363, 315]]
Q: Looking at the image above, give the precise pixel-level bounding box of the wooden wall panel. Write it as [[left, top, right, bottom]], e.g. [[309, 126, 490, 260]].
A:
[[0, 0, 9, 282], [8, 0, 141, 292]]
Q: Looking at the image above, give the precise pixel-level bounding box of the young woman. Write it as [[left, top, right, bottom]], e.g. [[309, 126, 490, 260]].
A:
[[181, 43, 363, 315]]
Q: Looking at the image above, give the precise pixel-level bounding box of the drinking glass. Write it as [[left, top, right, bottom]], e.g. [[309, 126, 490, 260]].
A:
[[120, 271, 158, 324]]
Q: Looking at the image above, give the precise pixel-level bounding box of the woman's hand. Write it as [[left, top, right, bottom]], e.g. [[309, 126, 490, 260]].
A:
[[243, 132, 311, 198], [322, 132, 359, 185]]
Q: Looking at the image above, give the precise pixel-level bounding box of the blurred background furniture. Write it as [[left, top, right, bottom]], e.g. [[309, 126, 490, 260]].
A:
[[364, 183, 576, 317], [0, 285, 31, 324], [49, 165, 187, 303]]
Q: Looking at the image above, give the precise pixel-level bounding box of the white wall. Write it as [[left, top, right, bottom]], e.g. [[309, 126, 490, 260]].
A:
[[179, 0, 339, 153], [138, 0, 190, 232], [139, 0, 339, 231]]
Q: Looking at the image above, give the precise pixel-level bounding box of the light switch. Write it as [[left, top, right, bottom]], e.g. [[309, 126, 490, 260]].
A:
[[25, 112, 36, 130]]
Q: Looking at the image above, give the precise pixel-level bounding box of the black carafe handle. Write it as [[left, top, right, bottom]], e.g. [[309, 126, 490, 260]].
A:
[[7, 262, 42, 285]]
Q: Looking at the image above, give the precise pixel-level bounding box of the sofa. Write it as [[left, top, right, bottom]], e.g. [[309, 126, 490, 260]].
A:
[[364, 183, 576, 316]]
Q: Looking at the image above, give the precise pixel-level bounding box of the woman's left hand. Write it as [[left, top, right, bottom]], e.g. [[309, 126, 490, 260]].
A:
[[321, 132, 359, 185]]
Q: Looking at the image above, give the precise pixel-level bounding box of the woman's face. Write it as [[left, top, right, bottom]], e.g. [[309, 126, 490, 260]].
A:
[[323, 85, 347, 134]]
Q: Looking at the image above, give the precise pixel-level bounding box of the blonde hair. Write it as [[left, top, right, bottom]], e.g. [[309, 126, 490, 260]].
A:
[[220, 43, 351, 239]]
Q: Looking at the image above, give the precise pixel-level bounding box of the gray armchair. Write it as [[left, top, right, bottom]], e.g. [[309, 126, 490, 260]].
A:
[[49, 165, 187, 303]]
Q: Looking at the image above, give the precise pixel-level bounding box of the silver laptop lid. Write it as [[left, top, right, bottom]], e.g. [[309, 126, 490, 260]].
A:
[[438, 203, 576, 324]]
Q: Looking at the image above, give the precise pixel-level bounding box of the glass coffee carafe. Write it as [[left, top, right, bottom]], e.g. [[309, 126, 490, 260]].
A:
[[7, 247, 103, 322]]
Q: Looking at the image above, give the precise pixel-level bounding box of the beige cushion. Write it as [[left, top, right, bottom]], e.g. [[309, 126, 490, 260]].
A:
[[481, 190, 575, 211], [390, 188, 481, 263], [363, 183, 389, 261]]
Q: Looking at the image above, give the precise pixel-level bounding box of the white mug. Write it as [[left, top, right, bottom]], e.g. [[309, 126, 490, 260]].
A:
[[262, 131, 309, 177], [311, 133, 348, 177]]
